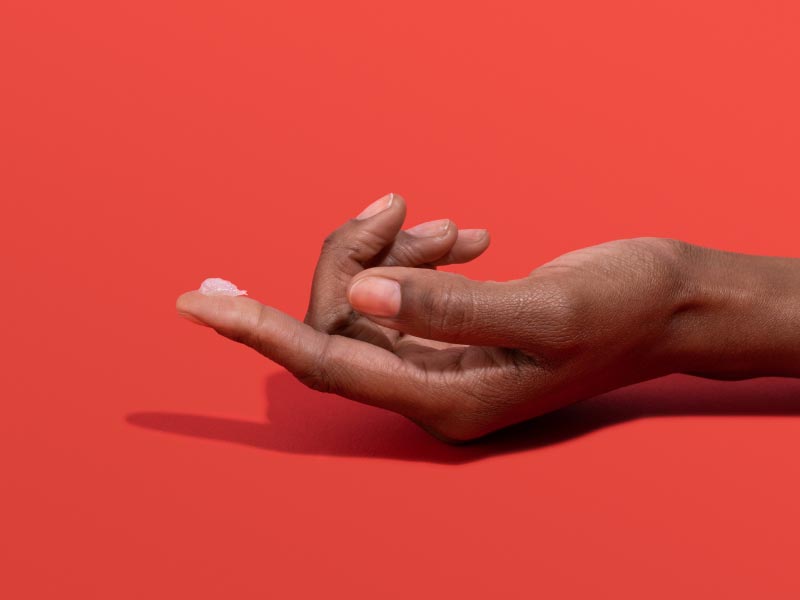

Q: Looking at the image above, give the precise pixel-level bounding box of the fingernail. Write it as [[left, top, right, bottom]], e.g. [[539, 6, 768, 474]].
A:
[[348, 276, 401, 317], [458, 228, 488, 242], [406, 219, 451, 238], [356, 193, 394, 220]]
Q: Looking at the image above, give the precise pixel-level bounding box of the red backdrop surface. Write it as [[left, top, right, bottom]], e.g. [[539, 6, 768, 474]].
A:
[[3, 1, 800, 598]]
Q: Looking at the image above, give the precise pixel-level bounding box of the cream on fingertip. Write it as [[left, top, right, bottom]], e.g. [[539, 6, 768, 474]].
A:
[[198, 278, 248, 297]]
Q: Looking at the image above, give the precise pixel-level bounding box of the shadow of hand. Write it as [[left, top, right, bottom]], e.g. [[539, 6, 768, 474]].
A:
[[126, 372, 800, 464]]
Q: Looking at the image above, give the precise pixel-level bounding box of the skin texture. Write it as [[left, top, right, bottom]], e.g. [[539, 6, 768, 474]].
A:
[[177, 194, 800, 442]]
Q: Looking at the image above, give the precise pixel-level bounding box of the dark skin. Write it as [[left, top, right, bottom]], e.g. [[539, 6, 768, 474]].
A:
[[177, 194, 800, 442]]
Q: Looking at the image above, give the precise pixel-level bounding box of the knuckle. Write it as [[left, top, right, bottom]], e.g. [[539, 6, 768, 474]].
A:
[[320, 236, 360, 273], [293, 336, 337, 394], [320, 229, 344, 251], [231, 303, 269, 351], [542, 279, 583, 327], [417, 279, 476, 337], [520, 278, 586, 354], [321, 222, 387, 267], [382, 241, 420, 267], [321, 229, 355, 256]]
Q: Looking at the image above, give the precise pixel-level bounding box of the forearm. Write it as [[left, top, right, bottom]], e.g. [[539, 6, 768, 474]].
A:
[[668, 243, 800, 379]]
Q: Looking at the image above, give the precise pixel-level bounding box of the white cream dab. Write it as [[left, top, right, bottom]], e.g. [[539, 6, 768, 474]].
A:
[[198, 278, 247, 297]]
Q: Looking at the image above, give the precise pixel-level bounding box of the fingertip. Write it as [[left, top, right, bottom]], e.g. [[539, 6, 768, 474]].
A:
[[175, 289, 259, 332], [355, 192, 407, 221], [389, 192, 406, 210], [457, 228, 490, 245], [176, 291, 208, 326], [426, 229, 489, 266], [405, 218, 452, 239], [387, 193, 407, 223], [176, 290, 205, 323], [176, 290, 199, 309]]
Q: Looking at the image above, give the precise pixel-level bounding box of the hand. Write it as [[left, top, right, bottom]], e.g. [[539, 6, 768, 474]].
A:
[[177, 195, 800, 441]]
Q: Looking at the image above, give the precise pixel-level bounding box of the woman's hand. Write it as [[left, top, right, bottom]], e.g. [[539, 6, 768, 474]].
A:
[[177, 195, 800, 441]]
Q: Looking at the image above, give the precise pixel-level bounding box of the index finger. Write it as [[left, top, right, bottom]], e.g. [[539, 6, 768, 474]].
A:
[[177, 291, 432, 419]]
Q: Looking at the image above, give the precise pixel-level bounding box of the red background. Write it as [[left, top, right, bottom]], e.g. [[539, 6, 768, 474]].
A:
[[3, 1, 800, 597]]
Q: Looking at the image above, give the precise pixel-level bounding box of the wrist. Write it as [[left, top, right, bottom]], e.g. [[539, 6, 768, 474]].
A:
[[665, 242, 800, 379]]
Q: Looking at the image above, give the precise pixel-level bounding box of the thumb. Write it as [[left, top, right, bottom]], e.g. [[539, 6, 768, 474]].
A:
[[346, 267, 536, 347]]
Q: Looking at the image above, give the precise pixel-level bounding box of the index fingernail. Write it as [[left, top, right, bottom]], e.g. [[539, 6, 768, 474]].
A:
[[356, 193, 394, 220]]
